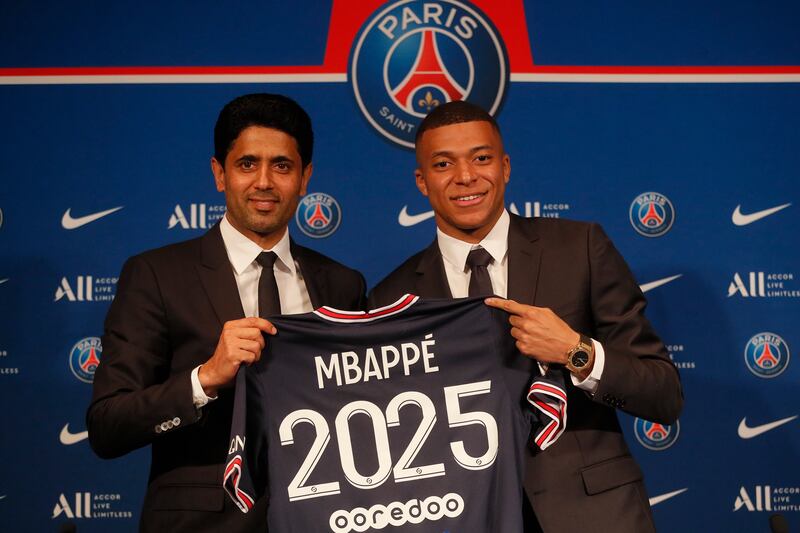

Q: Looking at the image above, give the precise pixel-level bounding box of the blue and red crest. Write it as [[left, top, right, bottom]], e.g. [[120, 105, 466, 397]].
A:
[[350, 0, 509, 148], [629, 192, 675, 237], [69, 337, 102, 383], [295, 192, 342, 239], [634, 418, 680, 450], [744, 332, 790, 378]]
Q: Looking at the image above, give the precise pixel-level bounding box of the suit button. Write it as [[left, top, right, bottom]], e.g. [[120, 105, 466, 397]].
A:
[[166, 420, 174, 429], [160, 422, 170, 432], [154, 425, 162, 434], [173, 417, 181, 426]]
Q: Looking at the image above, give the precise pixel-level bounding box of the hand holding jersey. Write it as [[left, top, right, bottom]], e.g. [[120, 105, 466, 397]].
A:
[[485, 297, 593, 380], [199, 317, 277, 397]]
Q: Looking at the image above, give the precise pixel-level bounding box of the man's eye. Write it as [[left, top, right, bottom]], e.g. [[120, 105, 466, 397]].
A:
[[241, 160, 255, 169], [275, 162, 290, 171], [433, 161, 449, 168], [475, 154, 491, 162]]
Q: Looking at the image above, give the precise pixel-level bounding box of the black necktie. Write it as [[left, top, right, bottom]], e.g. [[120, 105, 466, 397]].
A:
[[255, 252, 281, 318], [466, 247, 494, 297]]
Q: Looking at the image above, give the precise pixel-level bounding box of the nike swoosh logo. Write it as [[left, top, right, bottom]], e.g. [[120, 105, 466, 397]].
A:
[[0, 279, 8, 285], [738, 415, 798, 439], [398, 206, 435, 227], [61, 206, 124, 229], [640, 274, 682, 293], [0, 495, 6, 501], [649, 488, 688, 506], [732, 203, 791, 226], [60, 423, 89, 445]]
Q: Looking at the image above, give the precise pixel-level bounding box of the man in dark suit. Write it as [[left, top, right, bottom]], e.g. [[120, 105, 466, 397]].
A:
[[87, 93, 366, 532], [369, 101, 682, 533]]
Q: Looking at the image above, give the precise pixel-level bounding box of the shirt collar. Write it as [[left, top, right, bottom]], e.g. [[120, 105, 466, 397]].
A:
[[219, 214, 296, 275], [437, 209, 510, 272]]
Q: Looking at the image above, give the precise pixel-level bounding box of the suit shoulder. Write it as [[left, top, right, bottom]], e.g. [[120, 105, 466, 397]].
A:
[[293, 243, 363, 280], [514, 215, 605, 244], [375, 248, 426, 286], [126, 235, 204, 269], [369, 248, 427, 305]]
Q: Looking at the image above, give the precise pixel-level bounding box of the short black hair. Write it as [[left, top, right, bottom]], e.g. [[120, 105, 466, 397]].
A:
[[414, 100, 502, 145], [214, 93, 313, 168]]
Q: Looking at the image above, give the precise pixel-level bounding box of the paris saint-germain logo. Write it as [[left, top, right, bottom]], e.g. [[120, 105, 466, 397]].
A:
[[69, 337, 102, 383], [295, 192, 342, 239], [744, 332, 790, 378], [629, 192, 675, 237], [350, 0, 509, 148], [634, 418, 680, 451]]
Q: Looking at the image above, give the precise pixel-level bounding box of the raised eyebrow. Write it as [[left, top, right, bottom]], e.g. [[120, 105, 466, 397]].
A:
[[430, 145, 494, 159], [235, 154, 260, 164], [269, 155, 294, 165], [469, 145, 493, 154], [430, 149, 455, 159]]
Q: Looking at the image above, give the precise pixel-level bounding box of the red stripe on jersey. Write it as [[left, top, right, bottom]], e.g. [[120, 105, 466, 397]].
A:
[[315, 294, 419, 322], [535, 421, 557, 447], [528, 382, 568, 402]]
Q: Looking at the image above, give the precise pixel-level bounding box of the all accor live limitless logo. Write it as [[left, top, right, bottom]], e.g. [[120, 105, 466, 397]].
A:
[[168, 203, 225, 229], [55, 276, 117, 302]]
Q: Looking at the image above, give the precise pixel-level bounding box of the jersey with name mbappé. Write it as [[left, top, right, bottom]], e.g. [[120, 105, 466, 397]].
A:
[[224, 295, 567, 533]]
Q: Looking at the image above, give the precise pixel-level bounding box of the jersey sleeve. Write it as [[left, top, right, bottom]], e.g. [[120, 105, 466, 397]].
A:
[[525, 372, 567, 450], [224, 366, 268, 513]]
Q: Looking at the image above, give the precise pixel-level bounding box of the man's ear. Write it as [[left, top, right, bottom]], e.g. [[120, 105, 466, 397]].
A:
[[211, 157, 225, 192], [415, 168, 429, 196], [503, 153, 511, 184], [299, 162, 313, 196]]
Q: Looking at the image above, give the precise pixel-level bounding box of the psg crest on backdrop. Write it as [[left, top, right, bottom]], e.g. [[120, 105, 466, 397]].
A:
[[350, 0, 509, 148], [634, 418, 680, 451], [744, 332, 790, 378]]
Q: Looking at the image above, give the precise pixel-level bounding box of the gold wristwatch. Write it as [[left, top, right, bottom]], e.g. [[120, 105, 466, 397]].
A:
[[565, 334, 594, 374]]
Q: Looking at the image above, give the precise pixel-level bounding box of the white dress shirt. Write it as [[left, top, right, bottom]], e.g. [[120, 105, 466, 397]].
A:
[[191, 214, 314, 407], [436, 210, 605, 392]]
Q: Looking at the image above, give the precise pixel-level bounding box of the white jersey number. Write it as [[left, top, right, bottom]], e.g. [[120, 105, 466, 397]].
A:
[[279, 381, 498, 501]]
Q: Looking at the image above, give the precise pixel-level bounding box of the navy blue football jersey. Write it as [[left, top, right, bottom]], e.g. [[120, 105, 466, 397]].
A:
[[224, 295, 566, 533]]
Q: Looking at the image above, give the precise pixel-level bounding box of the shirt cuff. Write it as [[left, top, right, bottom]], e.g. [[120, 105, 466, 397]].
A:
[[191, 365, 218, 408], [571, 339, 605, 394]]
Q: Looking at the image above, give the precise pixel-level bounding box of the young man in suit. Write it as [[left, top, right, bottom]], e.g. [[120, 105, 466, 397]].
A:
[[87, 93, 366, 532], [368, 101, 682, 533]]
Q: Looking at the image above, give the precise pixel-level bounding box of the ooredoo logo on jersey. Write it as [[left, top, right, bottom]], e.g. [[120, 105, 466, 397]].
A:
[[350, 0, 509, 148]]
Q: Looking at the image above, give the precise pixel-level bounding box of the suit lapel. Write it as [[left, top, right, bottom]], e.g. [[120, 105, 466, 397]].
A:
[[196, 223, 245, 325], [415, 240, 453, 299], [507, 214, 542, 305], [291, 240, 325, 308]]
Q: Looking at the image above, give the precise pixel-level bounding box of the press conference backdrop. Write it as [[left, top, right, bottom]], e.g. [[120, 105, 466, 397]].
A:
[[0, 1, 798, 531]]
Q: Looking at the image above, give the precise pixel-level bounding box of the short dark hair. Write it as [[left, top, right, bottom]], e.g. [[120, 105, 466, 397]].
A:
[[214, 93, 314, 168], [414, 100, 502, 145]]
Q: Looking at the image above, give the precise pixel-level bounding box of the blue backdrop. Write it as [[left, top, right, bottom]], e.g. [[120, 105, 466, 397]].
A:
[[1, 1, 798, 531]]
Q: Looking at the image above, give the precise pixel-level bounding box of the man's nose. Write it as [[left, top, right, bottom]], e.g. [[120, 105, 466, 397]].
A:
[[454, 163, 476, 185], [254, 168, 273, 188]]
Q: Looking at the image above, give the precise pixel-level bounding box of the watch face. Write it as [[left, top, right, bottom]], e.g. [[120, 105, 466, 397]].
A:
[[571, 350, 589, 368]]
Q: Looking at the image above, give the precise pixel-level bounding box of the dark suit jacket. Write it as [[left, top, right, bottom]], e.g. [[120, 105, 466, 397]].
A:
[[87, 224, 366, 532], [368, 215, 682, 533]]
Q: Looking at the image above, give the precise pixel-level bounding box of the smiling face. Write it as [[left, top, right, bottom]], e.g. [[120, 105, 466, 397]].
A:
[[211, 125, 311, 249], [414, 120, 510, 243]]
